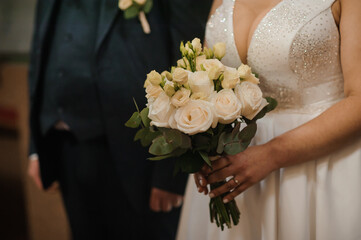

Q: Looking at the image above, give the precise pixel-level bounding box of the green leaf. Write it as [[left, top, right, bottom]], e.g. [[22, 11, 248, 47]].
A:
[[231, 122, 241, 138], [216, 132, 226, 154], [265, 97, 278, 112], [176, 151, 204, 173], [224, 141, 246, 155], [141, 128, 161, 147], [124, 5, 139, 19], [140, 107, 151, 127], [134, 128, 147, 141], [238, 123, 257, 142], [149, 136, 175, 155], [148, 154, 174, 161], [143, 0, 153, 13], [199, 151, 212, 167], [125, 112, 141, 128]]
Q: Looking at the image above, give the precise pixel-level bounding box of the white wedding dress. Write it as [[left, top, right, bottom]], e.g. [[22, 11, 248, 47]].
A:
[[177, 0, 361, 239]]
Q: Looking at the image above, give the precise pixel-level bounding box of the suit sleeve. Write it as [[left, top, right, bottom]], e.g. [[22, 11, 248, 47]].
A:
[[151, 158, 189, 195], [165, 0, 213, 64]]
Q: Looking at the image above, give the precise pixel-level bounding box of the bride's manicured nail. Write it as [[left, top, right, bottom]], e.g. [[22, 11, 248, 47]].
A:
[[209, 193, 215, 198], [200, 179, 204, 186], [198, 187, 202, 192], [223, 199, 229, 204]]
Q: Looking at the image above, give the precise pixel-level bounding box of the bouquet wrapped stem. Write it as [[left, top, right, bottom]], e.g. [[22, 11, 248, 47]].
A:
[[126, 38, 277, 229], [210, 182, 240, 230]]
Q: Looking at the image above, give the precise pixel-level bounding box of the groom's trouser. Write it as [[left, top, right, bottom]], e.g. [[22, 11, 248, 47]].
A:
[[45, 129, 182, 240]]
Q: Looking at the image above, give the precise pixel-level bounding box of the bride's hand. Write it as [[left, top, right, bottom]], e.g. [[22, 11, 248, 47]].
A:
[[199, 145, 278, 203]]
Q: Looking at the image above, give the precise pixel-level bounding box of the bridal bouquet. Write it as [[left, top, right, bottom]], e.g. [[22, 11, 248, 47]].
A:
[[126, 38, 277, 230]]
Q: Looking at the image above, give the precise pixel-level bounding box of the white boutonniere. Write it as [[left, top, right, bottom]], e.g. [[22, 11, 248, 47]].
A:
[[118, 0, 153, 34]]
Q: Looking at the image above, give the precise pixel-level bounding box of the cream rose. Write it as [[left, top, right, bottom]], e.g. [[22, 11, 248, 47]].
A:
[[146, 70, 162, 85], [134, 0, 146, 5], [188, 71, 215, 98], [238, 64, 260, 84], [212, 89, 242, 124], [173, 100, 217, 135], [202, 59, 225, 80], [118, 0, 133, 10], [145, 83, 163, 99], [148, 92, 175, 128], [213, 42, 226, 60], [222, 67, 240, 89], [235, 82, 268, 120], [172, 68, 188, 85], [171, 88, 191, 107]]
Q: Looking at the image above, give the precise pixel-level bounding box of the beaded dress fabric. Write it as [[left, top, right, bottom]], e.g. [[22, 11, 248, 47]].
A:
[[177, 0, 361, 239]]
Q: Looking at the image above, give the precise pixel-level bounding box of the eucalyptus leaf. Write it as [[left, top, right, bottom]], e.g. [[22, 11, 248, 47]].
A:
[[141, 128, 161, 147], [238, 123, 257, 142], [143, 0, 153, 13], [125, 112, 141, 128], [134, 128, 146, 141], [140, 108, 151, 127], [224, 141, 246, 155], [149, 136, 175, 155], [216, 132, 226, 154], [265, 97, 278, 112], [124, 5, 139, 19], [199, 151, 212, 167]]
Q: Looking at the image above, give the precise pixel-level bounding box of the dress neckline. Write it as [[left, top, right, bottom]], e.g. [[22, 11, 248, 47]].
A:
[[231, 0, 286, 64]]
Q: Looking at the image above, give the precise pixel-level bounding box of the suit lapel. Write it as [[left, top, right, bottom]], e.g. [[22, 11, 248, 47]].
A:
[[96, 0, 119, 53], [38, 0, 58, 47]]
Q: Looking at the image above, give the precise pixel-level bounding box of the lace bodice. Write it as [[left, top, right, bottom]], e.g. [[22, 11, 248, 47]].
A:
[[206, 0, 344, 111]]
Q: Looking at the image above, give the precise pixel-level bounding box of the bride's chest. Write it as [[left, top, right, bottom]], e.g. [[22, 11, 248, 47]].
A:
[[206, 0, 344, 109]]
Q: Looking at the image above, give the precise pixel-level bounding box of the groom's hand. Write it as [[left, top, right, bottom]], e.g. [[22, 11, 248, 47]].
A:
[[149, 187, 183, 212], [28, 155, 59, 193]]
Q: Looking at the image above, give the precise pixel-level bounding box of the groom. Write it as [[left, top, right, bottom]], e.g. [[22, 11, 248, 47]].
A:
[[27, 0, 212, 239]]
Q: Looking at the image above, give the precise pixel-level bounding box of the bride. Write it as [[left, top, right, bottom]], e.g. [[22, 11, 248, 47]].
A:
[[177, 0, 361, 239]]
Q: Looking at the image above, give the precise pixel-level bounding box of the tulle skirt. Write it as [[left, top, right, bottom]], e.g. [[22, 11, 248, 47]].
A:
[[177, 107, 361, 240]]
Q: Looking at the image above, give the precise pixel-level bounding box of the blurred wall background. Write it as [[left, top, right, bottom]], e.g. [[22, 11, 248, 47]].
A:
[[0, 0, 70, 239]]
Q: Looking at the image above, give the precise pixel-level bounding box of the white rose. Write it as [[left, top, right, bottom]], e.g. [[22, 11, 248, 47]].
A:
[[212, 89, 242, 124], [238, 64, 260, 84], [134, 0, 146, 5], [222, 67, 240, 89], [172, 68, 188, 85], [171, 88, 191, 107], [213, 42, 226, 60], [234, 82, 268, 120], [191, 38, 202, 54], [202, 59, 225, 80], [190, 92, 208, 100], [188, 71, 214, 98], [148, 92, 175, 128], [119, 0, 133, 10], [146, 70, 162, 85], [174, 100, 218, 135], [146, 84, 163, 99]]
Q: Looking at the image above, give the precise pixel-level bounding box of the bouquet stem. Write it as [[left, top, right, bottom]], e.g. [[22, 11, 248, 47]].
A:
[[209, 181, 240, 230]]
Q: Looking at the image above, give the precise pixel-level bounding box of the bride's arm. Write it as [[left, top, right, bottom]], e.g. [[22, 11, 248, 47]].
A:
[[196, 0, 361, 202]]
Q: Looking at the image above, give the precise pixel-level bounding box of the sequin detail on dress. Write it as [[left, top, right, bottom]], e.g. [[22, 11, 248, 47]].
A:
[[206, 0, 344, 112]]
